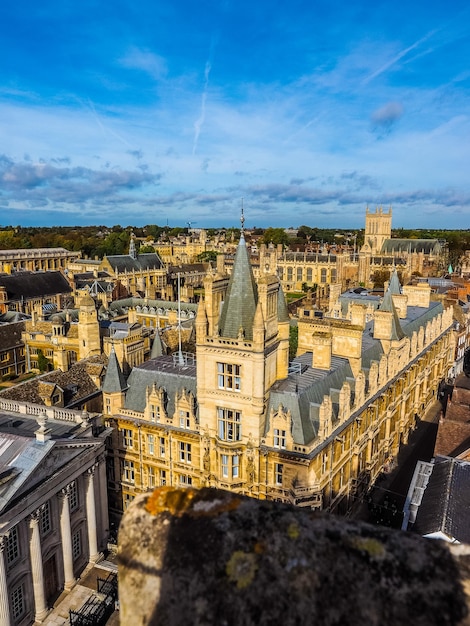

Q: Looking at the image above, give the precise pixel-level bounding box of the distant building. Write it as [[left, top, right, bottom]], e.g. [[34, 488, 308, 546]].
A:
[[0, 271, 72, 316], [0, 316, 26, 381], [0, 247, 78, 274]]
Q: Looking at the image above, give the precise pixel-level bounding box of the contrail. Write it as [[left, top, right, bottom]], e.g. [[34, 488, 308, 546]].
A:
[[362, 29, 437, 85], [192, 60, 212, 155]]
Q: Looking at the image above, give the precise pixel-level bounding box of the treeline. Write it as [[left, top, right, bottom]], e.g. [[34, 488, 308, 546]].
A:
[[0, 224, 469, 261]]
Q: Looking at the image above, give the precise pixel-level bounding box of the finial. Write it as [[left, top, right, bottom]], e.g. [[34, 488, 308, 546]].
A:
[[240, 199, 245, 237]]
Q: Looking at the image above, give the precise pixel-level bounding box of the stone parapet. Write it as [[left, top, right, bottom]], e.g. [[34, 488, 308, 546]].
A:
[[118, 487, 469, 626]]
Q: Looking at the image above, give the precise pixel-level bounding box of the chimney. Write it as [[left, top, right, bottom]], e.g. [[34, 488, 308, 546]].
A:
[[312, 331, 332, 370]]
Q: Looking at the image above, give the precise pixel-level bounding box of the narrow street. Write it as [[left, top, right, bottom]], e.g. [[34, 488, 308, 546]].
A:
[[355, 400, 443, 528]]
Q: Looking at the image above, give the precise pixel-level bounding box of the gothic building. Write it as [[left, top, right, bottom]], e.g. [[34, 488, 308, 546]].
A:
[[103, 222, 454, 524]]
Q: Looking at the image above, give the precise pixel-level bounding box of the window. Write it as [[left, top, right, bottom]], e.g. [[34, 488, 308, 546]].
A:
[[148, 434, 155, 455], [124, 493, 135, 509], [179, 442, 192, 464], [160, 470, 167, 486], [6, 526, 19, 564], [274, 463, 283, 486], [217, 408, 241, 441], [274, 429, 286, 449], [287, 267, 293, 281], [40, 502, 51, 536], [306, 268, 313, 282], [150, 404, 160, 423], [321, 268, 327, 283], [278, 267, 284, 280], [322, 453, 328, 475], [217, 363, 241, 391], [69, 481, 79, 512], [296, 267, 303, 281], [179, 474, 192, 486], [159, 437, 166, 458], [72, 530, 81, 561], [221, 454, 229, 478], [121, 428, 133, 449], [179, 410, 190, 429], [331, 269, 337, 282], [148, 466, 156, 488], [123, 460, 135, 484], [232, 455, 239, 479], [11, 583, 25, 621]]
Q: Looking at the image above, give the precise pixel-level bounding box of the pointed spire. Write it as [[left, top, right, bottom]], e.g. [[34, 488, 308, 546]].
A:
[[102, 347, 128, 393], [379, 290, 405, 341], [277, 284, 290, 323], [388, 268, 401, 295], [150, 330, 164, 359], [218, 230, 258, 340], [129, 231, 137, 260]]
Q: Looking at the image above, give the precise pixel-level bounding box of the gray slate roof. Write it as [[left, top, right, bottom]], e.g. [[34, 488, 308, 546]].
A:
[[102, 349, 128, 393], [0, 271, 72, 300], [381, 239, 442, 255], [218, 235, 258, 340], [124, 356, 197, 418], [105, 253, 163, 273], [413, 457, 470, 543]]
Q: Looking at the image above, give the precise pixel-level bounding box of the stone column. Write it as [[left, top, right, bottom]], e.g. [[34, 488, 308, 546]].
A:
[[98, 455, 109, 548], [59, 486, 75, 590], [29, 510, 48, 621], [86, 466, 99, 563], [0, 536, 11, 626]]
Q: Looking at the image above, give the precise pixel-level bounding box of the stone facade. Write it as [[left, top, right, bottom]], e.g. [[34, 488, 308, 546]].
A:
[[103, 234, 455, 524]]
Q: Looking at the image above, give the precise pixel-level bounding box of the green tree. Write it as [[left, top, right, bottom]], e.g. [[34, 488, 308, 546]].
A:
[[37, 349, 51, 373], [197, 251, 218, 262], [262, 228, 289, 246]]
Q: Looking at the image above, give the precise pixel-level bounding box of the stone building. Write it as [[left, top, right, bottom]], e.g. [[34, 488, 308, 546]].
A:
[[0, 400, 109, 625], [0, 271, 72, 316], [22, 291, 101, 372], [0, 248, 78, 274], [0, 316, 26, 381], [103, 224, 454, 524]]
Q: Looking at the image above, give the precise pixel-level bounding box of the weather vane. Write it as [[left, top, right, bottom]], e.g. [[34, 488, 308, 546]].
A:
[[240, 199, 245, 236]]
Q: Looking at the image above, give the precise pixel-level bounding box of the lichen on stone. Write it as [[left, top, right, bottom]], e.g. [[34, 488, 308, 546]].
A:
[[226, 551, 258, 589]]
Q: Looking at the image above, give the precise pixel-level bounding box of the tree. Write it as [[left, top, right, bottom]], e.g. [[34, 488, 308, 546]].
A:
[[197, 251, 218, 262], [262, 228, 289, 247], [37, 349, 52, 373], [139, 245, 155, 254], [289, 325, 298, 361]]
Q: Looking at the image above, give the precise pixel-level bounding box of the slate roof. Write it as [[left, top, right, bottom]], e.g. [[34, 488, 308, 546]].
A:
[[380, 239, 442, 255], [0, 426, 103, 514], [379, 290, 405, 341], [413, 457, 470, 543], [102, 349, 128, 394], [0, 355, 106, 407], [218, 235, 258, 340], [104, 253, 164, 273], [0, 271, 72, 300], [124, 355, 197, 417], [0, 321, 25, 351]]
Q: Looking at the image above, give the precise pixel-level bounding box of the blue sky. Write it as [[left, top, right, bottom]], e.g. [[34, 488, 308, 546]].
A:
[[0, 1, 469, 229]]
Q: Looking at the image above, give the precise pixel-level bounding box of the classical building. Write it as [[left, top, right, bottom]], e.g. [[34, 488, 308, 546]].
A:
[[0, 248, 78, 274], [103, 222, 454, 524], [0, 401, 109, 625]]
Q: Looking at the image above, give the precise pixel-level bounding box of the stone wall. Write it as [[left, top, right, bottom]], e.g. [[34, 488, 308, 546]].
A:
[[118, 487, 470, 626]]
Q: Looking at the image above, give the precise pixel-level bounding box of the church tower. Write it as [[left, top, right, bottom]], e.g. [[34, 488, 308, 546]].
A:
[[364, 206, 392, 255], [196, 210, 289, 487]]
